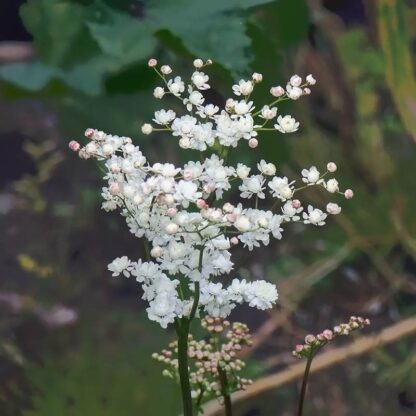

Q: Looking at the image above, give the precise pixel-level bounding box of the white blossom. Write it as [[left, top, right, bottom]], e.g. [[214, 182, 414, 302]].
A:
[[274, 115, 299, 133]]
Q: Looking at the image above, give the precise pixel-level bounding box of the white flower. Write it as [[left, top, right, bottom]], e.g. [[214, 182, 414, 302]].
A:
[[234, 100, 254, 115], [306, 74, 316, 85], [227, 278, 250, 303], [260, 105, 277, 120], [303, 205, 327, 226], [234, 215, 251, 232], [246, 281, 278, 310], [301, 166, 320, 184], [268, 176, 294, 201], [200, 282, 235, 317], [286, 85, 303, 100], [108, 256, 131, 277], [147, 292, 181, 328], [325, 178, 339, 193], [191, 71, 210, 90], [326, 202, 341, 215], [184, 89, 204, 111], [289, 75, 302, 87], [167, 76, 185, 96], [153, 109, 176, 125], [232, 79, 254, 96], [274, 115, 299, 133], [236, 163, 251, 179], [153, 87, 165, 99], [257, 160, 276, 176], [281, 200, 303, 221], [239, 175, 266, 199]]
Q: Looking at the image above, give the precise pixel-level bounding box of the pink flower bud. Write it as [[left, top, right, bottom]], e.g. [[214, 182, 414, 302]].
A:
[[148, 58, 157, 67], [252, 72, 263, 83], [68, 140, 80, 151], [248, 138, 258, 148], [270, 86, 285, 97], [292, 199, 301, 209], [305, 334, 316, 344], [167, 207, 177, 217], [109, 183, 120, 195], [222, 202, 234, 213], [327, 162, 337, 172], [344, 189, 354, 199], [203, 184, 213, 194], [84, 128, 94, 139], [295, 344, 303, 352], [323, 329, 333, 340], [226, 213, 237, 223], [230, 237, 239, 246], [196, 199, 207, 209]]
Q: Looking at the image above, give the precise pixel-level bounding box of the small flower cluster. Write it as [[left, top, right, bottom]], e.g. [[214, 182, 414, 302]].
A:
[[141, 59, 317, 150], [292, 316, 371, 359], [69, 58, 354, 328], [153, 317, 253, 403]]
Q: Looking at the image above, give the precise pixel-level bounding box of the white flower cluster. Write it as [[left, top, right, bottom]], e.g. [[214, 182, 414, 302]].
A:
[[69, 58, 353, 328]]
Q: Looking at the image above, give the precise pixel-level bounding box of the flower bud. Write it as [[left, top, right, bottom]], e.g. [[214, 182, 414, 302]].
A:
[[141, 123, 153, 135], [109, 183, 120, 195], [151, 246, 164, 257], [270, 86, 285, 97], [153, 87, 165, 99], [84, 128, 94, 139], [327, 162, 337, 172], [292, 199, 301, 209], [68, 140, 80, 151], [161, 65, 172, 74], [148, 58, 157, 67], [166, 207, 177, 217], [196, 199, 208, 209], [165, 223, 179, 234], [252, 72, 263, 83], [193, 58, 204, 68], [248, 138, 258, 148], [306, 74, 316, 85], [344, 189, 354, 199]]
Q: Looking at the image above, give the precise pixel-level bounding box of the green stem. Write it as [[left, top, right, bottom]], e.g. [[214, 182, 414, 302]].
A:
[[297, 352, 314, 416], [175, 319, 194, 416], [218, 365, 233, 416]]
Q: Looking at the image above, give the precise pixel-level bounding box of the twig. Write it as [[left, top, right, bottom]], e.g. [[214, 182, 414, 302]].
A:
[[203, 316, 416, 416]]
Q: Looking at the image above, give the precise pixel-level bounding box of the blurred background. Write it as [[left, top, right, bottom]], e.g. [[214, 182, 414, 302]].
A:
[[1, 0, 416, 415]]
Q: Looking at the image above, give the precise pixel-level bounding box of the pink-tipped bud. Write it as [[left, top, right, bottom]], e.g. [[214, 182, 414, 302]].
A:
[[252, 72, 263, 83], [109, 183, 120, 195], [150, 246, 163, 258], [270, 86, 285, 97], [323, 329, 333, 340], [292, 199, 301, 209], [84, 128, 94, 139], [68, 140, 80, 151], [148, 58, 157, 67], [344, 189, 354, 199], [222, 202, 234, 213], [305, 334, 316, 344], [327, 162, 337, 172], [230, 237, 239, 246], [167, 207, 177, 218], [196, 199, 208, 209], [203, 184, 214, 194], [248, 138, 258, 148], [295, 344, 304, 352], [226, 213, 237, 223]]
